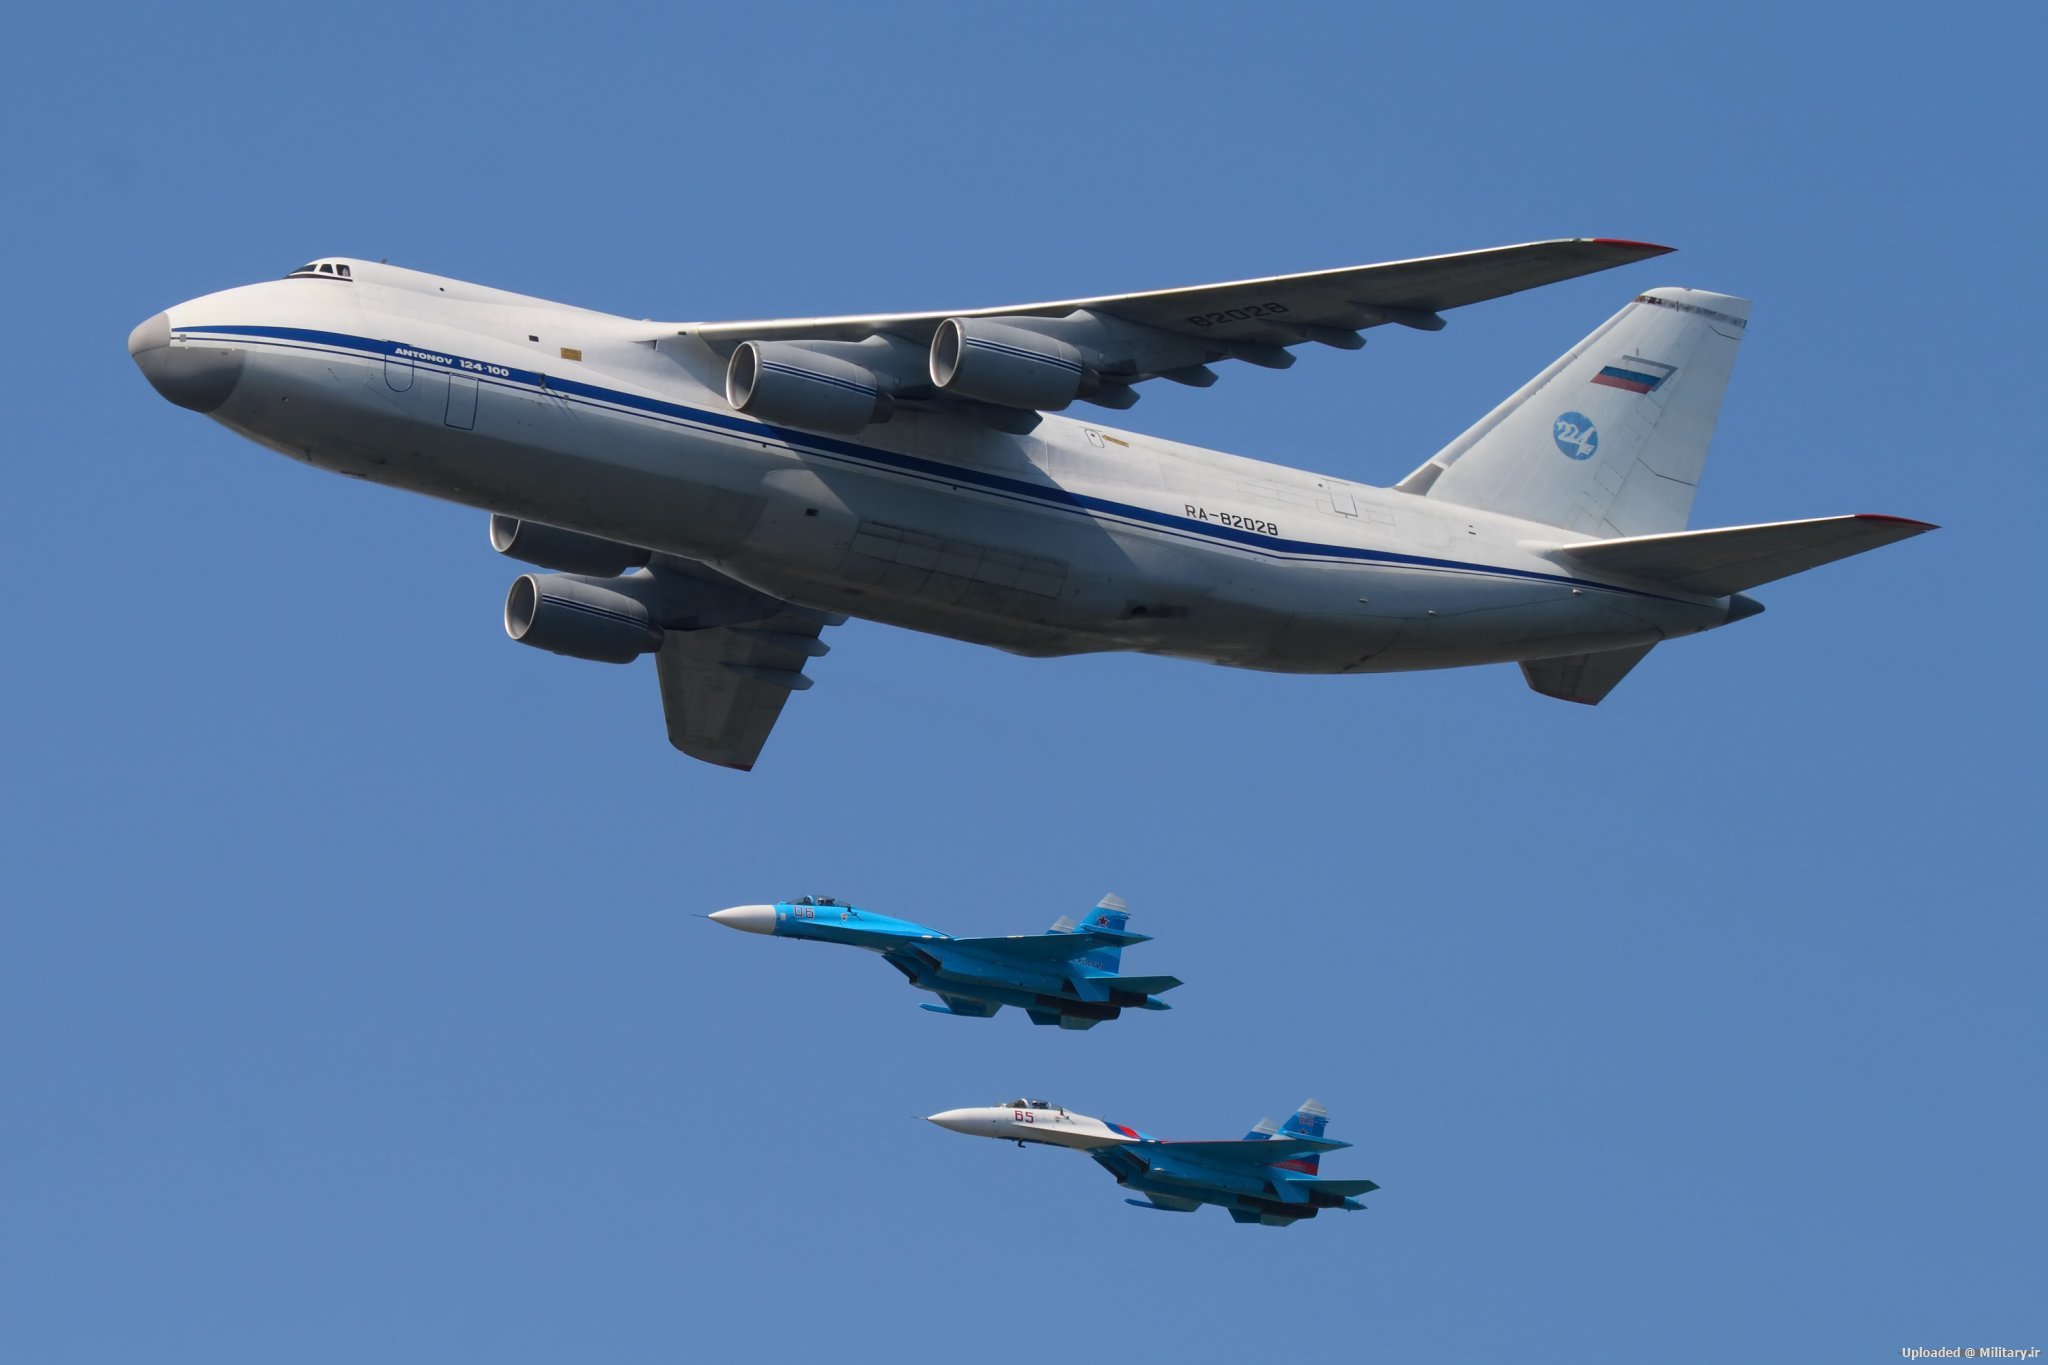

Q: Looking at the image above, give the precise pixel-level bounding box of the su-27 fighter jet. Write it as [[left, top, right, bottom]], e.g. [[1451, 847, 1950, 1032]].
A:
[[709, 893, 1178, 1029], [928, 1097, 1376, 1226], [130, 241, 1935, 769]]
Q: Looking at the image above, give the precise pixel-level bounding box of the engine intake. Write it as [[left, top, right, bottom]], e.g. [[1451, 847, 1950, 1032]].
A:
[[504, 574, 661, 664], [489, 515, 651, 576]]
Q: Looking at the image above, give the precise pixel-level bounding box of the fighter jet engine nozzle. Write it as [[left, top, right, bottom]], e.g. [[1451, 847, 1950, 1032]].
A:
[[489, 515, 652, 576], [930, 318, 1097, 411], [709, 904, 778, 935], [726, 341, 897, 434], [504, 573, 662, 664]]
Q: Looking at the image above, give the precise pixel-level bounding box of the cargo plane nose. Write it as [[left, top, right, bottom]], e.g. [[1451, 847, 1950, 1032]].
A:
[[709, 904, 777, 935], [128, 312, 244, 414]]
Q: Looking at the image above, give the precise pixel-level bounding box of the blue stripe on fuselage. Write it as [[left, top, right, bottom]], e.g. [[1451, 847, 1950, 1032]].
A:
[[172, 323, 1684, 602]]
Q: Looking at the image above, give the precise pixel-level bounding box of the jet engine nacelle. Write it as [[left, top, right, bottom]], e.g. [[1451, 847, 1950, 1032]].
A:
[[504, 573, 661, 664], [503, 565, 828, 664], [726, 337, 926, 434], [489, 514, 651, 576], [930, 310, 1216, 411], [930, 318, 1095, 411]]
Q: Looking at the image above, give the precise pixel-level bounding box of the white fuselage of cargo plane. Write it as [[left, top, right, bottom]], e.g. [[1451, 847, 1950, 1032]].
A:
[[132, 259, 1747, 680]]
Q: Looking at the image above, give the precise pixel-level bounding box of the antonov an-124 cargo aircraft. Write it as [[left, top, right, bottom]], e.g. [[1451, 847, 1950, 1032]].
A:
[[129, 239, 1932, 769]]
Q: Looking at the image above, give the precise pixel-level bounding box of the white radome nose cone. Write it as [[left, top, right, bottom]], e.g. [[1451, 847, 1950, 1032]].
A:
[[710, 904, 777, 935], [926, 1109, 980, 1134]]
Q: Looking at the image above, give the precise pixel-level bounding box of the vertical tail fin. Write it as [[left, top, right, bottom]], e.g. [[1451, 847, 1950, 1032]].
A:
[[1274, 1099, 1329, 1174], [1279, 1099, 1328, 1140], [1397, 288, 1748, 537], [1052, 893, 1131, 974]]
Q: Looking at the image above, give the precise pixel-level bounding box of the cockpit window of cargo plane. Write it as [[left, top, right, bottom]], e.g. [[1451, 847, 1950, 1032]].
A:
[[286, 261, 352, 281]]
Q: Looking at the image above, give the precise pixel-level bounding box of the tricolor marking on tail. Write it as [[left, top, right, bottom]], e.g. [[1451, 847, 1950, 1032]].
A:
[[1590, 355, 1676, 394]]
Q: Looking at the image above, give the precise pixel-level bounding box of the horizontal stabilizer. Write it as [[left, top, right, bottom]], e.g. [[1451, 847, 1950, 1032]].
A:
[[1550, 514, 1936, 596], [1520, 643, 1656, 706]]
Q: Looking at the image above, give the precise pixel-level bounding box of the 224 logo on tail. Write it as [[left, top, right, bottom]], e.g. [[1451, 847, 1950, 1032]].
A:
[[1553, 412, 1599, 460]]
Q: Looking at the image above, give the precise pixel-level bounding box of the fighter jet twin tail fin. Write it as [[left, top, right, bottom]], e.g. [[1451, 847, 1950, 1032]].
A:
[[1112, 1099, 1378, 1222]]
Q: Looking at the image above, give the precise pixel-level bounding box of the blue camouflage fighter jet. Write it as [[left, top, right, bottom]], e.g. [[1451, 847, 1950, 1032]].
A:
[[709, 893, 1180, 1028], [928, 1097, 1376, 1226]]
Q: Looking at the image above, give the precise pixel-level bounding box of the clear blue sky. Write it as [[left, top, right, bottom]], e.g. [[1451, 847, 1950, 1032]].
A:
[[4, 4, 2041, 1361]]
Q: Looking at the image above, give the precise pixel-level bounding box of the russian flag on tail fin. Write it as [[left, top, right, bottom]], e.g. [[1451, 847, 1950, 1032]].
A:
[[1590, 354, 1676, 394]]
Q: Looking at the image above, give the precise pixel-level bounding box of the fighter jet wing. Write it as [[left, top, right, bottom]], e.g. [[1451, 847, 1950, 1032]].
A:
[[652, 586, 838, 771], [944, 930, 1148, 962], [695, 239, 1668, 351], [1152, 1137, 1351, 1164]]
